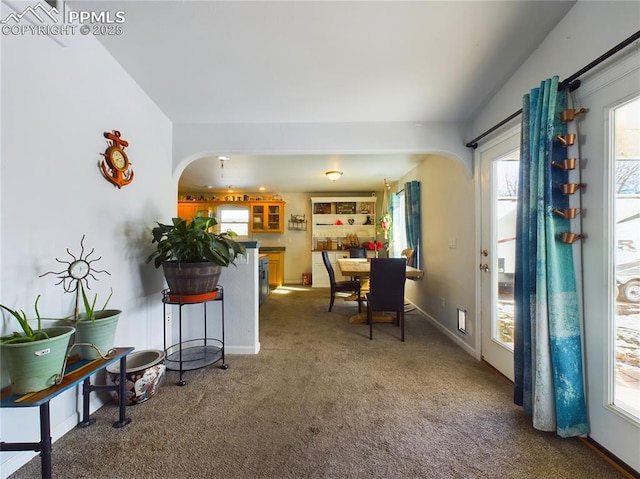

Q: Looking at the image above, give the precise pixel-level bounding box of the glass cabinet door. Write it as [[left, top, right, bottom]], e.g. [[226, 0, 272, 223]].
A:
[[251, 204, 265, 231], [267, 204, 281, 231]]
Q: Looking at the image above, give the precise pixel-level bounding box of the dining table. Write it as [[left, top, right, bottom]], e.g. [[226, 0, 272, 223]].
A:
[[336, 258, 424, 323], [336, 258, 424, 280]]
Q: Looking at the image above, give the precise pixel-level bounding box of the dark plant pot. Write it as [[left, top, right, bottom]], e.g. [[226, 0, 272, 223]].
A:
[[162, 261, 222, 295]]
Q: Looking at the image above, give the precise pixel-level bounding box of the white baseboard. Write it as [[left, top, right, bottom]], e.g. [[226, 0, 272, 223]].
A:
[[407, 301, 478, 359], [225, 342, 261, 355]]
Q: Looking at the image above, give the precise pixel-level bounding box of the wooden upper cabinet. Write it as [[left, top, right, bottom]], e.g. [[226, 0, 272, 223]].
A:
[[178, 200, 284, 232], [177, 202, 204, 222], [251, 202, 284, 233]]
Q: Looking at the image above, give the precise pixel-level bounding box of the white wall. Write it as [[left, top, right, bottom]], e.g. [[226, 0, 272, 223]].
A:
[[395, 157, 477, 355], [467, 1, 640, 149], [173, 121, 472, 173], [0, 12, 174, 476]]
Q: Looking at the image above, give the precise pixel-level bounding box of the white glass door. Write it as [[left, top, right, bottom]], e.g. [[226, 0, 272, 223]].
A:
[[478, 129, 520, 381], [580, 58, 640, 471]]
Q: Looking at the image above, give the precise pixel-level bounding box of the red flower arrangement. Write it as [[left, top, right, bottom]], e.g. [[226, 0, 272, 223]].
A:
[[367, 241, 383, 251]]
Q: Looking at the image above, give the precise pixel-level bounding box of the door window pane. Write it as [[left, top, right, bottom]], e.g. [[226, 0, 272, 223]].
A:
[[494, 153, 519, 349], [613, 96, 640, 420]]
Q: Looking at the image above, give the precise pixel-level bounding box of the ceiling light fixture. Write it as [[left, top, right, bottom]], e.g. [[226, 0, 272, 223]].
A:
[[325, 170, 343, 182], [218, 156, 229, 179]]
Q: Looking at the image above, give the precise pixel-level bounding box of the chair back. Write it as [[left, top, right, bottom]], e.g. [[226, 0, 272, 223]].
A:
[[401, 248, 414, 267], [349, 248, 366, 258], [321, 251, 336, 285], [368, 258, 406, 312]]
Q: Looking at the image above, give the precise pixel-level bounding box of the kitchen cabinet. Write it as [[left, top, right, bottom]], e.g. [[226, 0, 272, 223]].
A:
[[251, 202, 284, 233], [265, 251, 283, 287], [177, 201, 285, 233], [259, 255, 270, 306], [177, 202, 210, 222]]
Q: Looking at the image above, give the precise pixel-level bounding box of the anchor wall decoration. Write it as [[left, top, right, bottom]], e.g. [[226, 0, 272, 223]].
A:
[[99, 130, 134, 189]]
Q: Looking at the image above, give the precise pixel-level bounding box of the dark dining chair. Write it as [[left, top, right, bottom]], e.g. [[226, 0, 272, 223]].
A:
[[401, 248, 415, 267], [366, 258, 407, 341], [321, 251, 361, 312]]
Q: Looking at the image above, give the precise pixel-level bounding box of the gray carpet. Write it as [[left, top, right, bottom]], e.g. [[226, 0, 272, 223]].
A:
[[10, 286, 626, 478]]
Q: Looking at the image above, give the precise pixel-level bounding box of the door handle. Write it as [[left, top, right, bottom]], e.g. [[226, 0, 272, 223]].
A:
[[479, 263, 489, 272]]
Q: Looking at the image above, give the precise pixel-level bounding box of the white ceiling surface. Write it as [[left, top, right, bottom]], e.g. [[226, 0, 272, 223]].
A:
[[89, 0, 575, 193]]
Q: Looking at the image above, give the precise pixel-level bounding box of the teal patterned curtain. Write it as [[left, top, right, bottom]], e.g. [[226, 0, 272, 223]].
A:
[[404, 181, 421, 270], [513, 76, 588, 437]]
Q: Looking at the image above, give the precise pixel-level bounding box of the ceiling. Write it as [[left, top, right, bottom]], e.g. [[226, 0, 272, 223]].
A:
[[86, 0, 575, 193]]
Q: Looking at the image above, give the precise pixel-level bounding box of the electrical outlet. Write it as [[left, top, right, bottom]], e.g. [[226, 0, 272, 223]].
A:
[[165, 309, 172, 323], [440, 297, 445, 308]]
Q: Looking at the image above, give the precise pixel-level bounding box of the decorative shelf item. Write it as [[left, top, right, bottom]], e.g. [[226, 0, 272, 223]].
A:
[[556, 133, 576, 147], [288, 214, 307, 231], [552, 158, 578, 170], [560, 108, 587, 123], [559, 183, 585, 195], [560, 232, 587, 244], [552, 207, 580, 219]]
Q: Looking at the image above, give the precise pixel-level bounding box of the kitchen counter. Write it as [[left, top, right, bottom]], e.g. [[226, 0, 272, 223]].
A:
[[259, 246, 286, 252]]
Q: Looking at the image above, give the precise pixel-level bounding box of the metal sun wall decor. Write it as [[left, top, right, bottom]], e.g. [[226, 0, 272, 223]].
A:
[[40, 235, 111, 320]]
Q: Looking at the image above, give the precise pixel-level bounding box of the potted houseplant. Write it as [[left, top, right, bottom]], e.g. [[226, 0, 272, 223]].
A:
[[71, 285, 121, 360], [38, 236, 122, 360], [147, 214, 246, 295], [0, 296, 75, 394]]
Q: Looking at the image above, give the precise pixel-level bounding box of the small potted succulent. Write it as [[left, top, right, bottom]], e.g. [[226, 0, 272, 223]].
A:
[[71, 285, 121, 360], [39, 235, 122, 360], [0, 296, 75, 394]]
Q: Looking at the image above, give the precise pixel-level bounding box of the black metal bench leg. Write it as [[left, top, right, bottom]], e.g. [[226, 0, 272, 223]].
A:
[[39, 402, 52, 479], [113, 355, 132, 428], [76, 378, 95, 428]]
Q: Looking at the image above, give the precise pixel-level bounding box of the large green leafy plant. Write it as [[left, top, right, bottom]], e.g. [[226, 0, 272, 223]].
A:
[[147, 215, 246, 268]]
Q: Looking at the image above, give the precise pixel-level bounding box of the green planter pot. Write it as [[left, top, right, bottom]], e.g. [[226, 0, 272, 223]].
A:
[[73, 310, 121, 360], [0, 326, 75, 395]]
